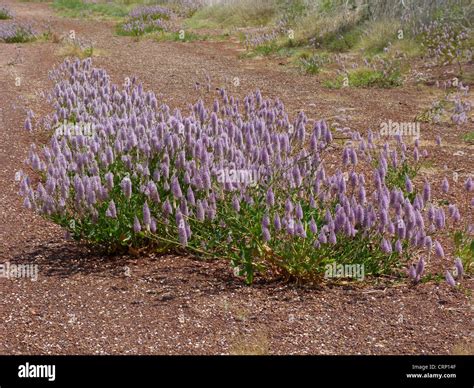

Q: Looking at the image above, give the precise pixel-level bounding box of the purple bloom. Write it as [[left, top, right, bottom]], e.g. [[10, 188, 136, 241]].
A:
[[105, 172, 114, 190], [465, 177, 473, 192], [232, 195, 240, 212], [25, 118, 32, 132], [143, 201, 151, 229], [415, 257, 424, 282], [395, 239, 403, 254], [266, 188, 275, 207], [405, 175, 413, 193], [454, 258, 463, 279], [445, 270, 456, 287], [105, 200, 117, 218], [133, 216, 141, 233], [196, 200, 205, 221], [150, 217, 157, 233], [121, 177, 132, 199], [381, 238, 392, 254], [424, 236, 433, 251], [423, 181, 431, 203], [171, 176, 182, 199], [273, 214, 281, 230], [434, 241, 445, 258], [262, 225, 271, 242], [162, 199, 172, 218], [295, 203, 303, 219], [178, 220, 188, 246], [441, 178, 449, 193]]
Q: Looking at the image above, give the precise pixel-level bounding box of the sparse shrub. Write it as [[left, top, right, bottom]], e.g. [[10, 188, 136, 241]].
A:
[[325, 65, 402, 89], [18, 59, 464, 285], [0, 23, 36, 43], [298, 52, 330, 74], [117, 5, 174, 37], [0, 5, 13, 19]]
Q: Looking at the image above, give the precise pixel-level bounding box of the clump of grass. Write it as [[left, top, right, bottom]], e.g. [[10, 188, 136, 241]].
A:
[[325, 66, 403, 88], [453, 231, 474, 275], [313, 24, 363, 53], [52, 0, 130, 18], [357, 20, 400, 55], [153, 30, 209, 42], [59, 37, 95, 58], [0, 5, 13, 19], [229, 330, 269, 355], [186, 0, 276, 29], [463, 132, 474, 144], [298, 52, 331, 74]]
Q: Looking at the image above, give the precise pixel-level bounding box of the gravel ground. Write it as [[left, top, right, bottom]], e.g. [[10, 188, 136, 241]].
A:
[[0, 0, 472, 355]]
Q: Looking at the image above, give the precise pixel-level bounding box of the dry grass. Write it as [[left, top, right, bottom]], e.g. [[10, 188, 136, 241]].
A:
[[229, 329, 270, 355], [451, 340, 474, 355]]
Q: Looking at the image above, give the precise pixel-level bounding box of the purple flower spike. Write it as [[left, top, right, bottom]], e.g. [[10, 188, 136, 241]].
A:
[[441, 178, 449, 193], [295, 203, 303, 219], [445, 270, 456, 287], [273, 214, 281, 230], [178, 220, 188, 246], [25, 118, 32, 132], [408, 264, 417, 281], [105, 200, 117, 218], [232, 195, 240, 212], [133, 216, 141, 233], [415, 257, 424, 282], [143, 201, 151, 229], [405, 175, 413, 194], [465, 177, 473, 192], [381, 238, 392, 254], [395, 239, 403, 254], [171, 176, 183, 199], [454, 258, 463, 279], [423, 181, 431, 203], [121, 177, 132, 200], [266, 188, 275, 207], [262, 225, 271, 242], [434, 241, 445, 258]]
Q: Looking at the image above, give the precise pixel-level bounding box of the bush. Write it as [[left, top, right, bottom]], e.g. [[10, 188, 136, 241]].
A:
[[298, 52, 331, 74], [0, 5, 13, 19], [0, 23, 36, 43], [117, 5, 174, 36], [19, 59, 460, 284]]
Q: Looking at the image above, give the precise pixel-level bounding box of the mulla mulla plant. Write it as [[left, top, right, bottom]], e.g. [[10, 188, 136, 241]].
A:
[[17, 58, 468, 284]]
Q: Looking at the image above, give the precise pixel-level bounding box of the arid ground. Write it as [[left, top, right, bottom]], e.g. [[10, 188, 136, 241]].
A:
[[0, 0, 472, 355]]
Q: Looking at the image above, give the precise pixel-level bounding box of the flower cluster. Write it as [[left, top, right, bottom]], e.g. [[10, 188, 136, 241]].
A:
[[119, 5, 174, 36], [19, 59, 469, 284], [0, 5, 13, 19], [416, 20, 471, 68], [244, 18, 288, 49], [0, 23, 35, 43], [128, 5, 173, 21], [417, 80, 472, 126]]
